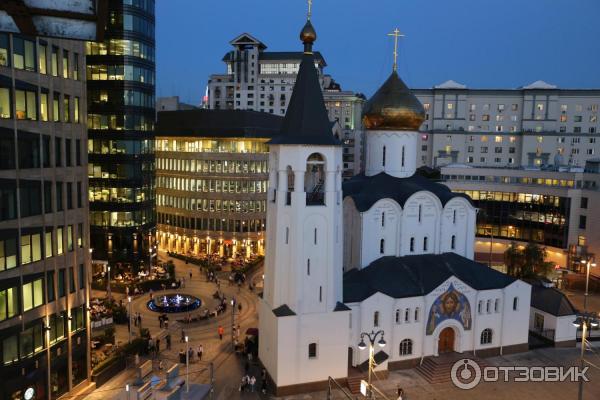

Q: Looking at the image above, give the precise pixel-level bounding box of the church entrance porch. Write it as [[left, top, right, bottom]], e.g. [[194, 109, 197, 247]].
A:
[[438, 327, 455, 353]]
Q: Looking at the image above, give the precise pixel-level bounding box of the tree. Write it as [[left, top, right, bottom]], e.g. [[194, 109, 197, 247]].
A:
[[503, 242, 524, 277]]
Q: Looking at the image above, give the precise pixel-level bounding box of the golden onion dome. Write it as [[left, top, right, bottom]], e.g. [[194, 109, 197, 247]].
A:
[[362, 70, 425, 131], [300, 20, 317, 46]]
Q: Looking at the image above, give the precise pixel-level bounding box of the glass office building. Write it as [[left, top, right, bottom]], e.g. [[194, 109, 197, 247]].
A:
[[0, 33, 90, 399], [86, 0, 156, 266]]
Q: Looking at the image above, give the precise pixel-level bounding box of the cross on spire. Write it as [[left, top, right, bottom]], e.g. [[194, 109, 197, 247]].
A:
[[387, 28, 405, 72], [307, 0, 313, 20]]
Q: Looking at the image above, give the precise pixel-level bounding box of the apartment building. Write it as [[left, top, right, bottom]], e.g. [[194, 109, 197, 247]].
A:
[[414, 80, 600, 169]]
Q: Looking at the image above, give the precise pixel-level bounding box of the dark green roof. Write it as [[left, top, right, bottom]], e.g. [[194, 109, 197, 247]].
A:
[[272, 304, 296, 317], [343, 172, 472, 212], [269, 52, 341, 146], [531, 286, 577, 316], [343, 253, 517, 303]]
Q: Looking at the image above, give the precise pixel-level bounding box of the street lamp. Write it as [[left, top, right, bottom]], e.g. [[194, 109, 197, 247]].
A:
[[106, 265, 112, 300], [231, 298, 236, 351], [185, 335, 190, 393], [127, 296, 132, 344], [357, 330, 386, 399], [576, 257, 597, 400]]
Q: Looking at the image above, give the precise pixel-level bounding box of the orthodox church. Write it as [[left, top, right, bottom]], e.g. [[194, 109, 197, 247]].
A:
[[258, 15, 532, 396]]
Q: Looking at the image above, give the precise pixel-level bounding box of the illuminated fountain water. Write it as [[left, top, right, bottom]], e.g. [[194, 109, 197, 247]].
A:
[[147, 293, 201, 313]]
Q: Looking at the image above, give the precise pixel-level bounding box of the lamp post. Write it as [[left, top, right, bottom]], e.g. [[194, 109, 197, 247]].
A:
[[230, 298, 236, 351], [185, 335, 190, 393], [106, 265, 112, 300], [357, 330, 386, 399], [575, 258, 597, 400], [127, 296, 132, 344]]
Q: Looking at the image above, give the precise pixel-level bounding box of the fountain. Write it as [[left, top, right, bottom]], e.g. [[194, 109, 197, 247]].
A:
[[147, 293, 201, 313]]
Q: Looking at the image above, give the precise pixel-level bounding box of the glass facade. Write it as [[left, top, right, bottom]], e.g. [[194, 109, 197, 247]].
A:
[[156, 136, 268, 258], [87, 0, 156, 264], [1, 33, 90, 399], [456, 189, 570, 248]]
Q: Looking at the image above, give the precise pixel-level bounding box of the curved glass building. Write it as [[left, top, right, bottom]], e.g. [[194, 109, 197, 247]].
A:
[[86, 0, 156, 266]]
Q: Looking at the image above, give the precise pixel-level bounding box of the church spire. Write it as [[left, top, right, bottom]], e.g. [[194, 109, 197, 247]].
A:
[[269, 2, 340, 146]]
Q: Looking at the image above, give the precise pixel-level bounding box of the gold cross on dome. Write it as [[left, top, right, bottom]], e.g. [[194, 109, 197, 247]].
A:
[[307, 0, 313, 20], [387, 28, 405, 72]]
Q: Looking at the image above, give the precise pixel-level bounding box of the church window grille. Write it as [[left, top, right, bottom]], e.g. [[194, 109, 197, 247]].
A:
[[513, 297, 519, 311], [494, 299, 499, 313], [404, 308, 410, 323], [308, 343, 317, 358], [418, 205, 422, 222], [399, 339, 413, 356], [285, 227, 289, 244], [480, 329, 493, 345], [401, 146, 405, 167], [395, 309, 400, 324], [374, 311, 380, 327], [423, 237, 428, 251], [380, 239, 385, 254], [319, 286, 322, 302], [307, 259, 310, 275], [414, 307, 420, 322], [382, 146, 386, 167], [410, 237, 415, 252], [451, 235, 456, 250], [381, 212, 385, 227]]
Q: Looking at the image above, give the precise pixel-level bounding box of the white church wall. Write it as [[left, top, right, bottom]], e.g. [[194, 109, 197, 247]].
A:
[[389, 297, 426, 363], [365, 130, 418, 178], [258, 299, 279, 381], [400, 192, 441, 256], [343, 197, 362, 271], [440, 198, 476, 259], [274, 311, 350, 387], [360, 199, 403, 268], [499, 280, 531, 349], [529, 308, 576, 344]]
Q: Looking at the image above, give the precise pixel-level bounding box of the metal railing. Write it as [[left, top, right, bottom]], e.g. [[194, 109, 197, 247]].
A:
[[327, 377, 355, 400]]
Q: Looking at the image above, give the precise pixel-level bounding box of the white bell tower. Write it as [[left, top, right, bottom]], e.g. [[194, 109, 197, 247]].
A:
[[258, 8, 350, 396]]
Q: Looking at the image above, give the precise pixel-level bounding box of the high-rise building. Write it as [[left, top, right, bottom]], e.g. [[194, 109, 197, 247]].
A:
[[413, 80, 600, 169], [86, 0, 156, 266], [0, 32, 91, 399], [207, 33, 364, 179]]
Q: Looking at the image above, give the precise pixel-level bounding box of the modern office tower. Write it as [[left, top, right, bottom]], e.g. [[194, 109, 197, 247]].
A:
[[441, 161, 600, 274], [155, 109, 283, 258], [86, 0, 156, 267], [413, 80, 600, 169], [0, 33, 91, 399]]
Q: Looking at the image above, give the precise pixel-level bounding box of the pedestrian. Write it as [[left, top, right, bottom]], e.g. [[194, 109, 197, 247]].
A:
[[158, 360, 164, 371], [188, 347, 194, 362], [261, 368, 266, 381], [158, 314, 163, 328], [133, 312, 138, 327], [179, 349, 185, 364], [166, 334, 171, 350], [197, 344, 203, 361], [189, 270, 192, 280], [238, 302, 242, 313], [261, 378, 267, 394], [156, 338, 160, 355], [397, 387, 404, 400], [181, 329, 186, 343], [239, 376, 247, 392], [148, 337, 154, 356], [164, 317, 169, 329], [138, 313, 142, 327], [218, 325, 224, 340], [250, 375, 256, 392]]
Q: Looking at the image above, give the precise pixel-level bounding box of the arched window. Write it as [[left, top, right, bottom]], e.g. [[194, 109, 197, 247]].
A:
[[374, 311, 380, 327], [414, 307, 420, 322], [399, 339, 413, 356], [423, 237, 428, 251], [380, 239, 385, 254], [305, 153, 325, 206], [478, 300, 483, 314], [486, 300, 491, 313], [382, 146, 386, 167], [480, 329, 493, 345], [285, 227, 289, 244], [513, 297, 519, 311], [401, 145, 405, 167], [308, 342, 318, 358], [451, 235, 456, 250], [286, 166, 294, 205], [453, 209, 457, 224], [395, 309, 400, 324], [381, 212, 385, 227], [307, 259, 310, 275], [410, 237, 415, 252], [404, 308, 410, 322], [418, 205, 422, 222], [314, 228, 317, 245]]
